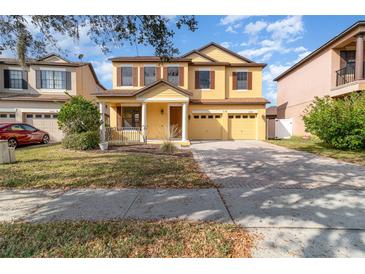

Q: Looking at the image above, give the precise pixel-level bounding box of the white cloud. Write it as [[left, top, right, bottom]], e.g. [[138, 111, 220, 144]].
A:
[[220, 42, 231, 49], [244, 20, 267, 35], [294, 46, 307, 53], [263, 64, 291, 104], [91, 60, 112, 84], [219, 15, 249, 26], [266, 15, 304, 41], [294, 50, 311, 63], [225, 23, 241, 34]]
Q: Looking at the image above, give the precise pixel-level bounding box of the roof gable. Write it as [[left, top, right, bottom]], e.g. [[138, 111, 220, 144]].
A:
[[38, 54, 70, 63], [181, 50, 218, 62], [197, 42, 253, 63], [135, 80, 192, 98]]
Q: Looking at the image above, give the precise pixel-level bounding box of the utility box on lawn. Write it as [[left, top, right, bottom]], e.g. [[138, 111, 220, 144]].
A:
[[275, 118, 293, 139], [0, 140, 16, 164]]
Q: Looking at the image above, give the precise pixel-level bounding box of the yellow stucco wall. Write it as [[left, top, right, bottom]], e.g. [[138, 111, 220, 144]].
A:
[[188, 66, 226, 99], [226, 66, 263, 98], [199, 45, 247, 64], [112, 62, 189, 90], [186, 53, 213, 62], [138, 84, 187, 100]]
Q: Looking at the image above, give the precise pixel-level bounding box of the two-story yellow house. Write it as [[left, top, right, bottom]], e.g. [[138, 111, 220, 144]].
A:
[[95, 42, 269, 145]]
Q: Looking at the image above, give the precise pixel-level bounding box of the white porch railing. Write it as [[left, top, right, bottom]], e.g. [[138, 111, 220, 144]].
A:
[[105, 127, 147, 145]]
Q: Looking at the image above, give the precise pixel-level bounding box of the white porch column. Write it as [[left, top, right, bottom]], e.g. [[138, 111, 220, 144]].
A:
[[355, 33, 364, 80], [99, 102, 106, 142], [182, 102, 188, 142], [141, 102, 147, 142]]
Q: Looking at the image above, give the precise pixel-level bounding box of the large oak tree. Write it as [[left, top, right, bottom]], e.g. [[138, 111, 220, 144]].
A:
[[0, 16, 198, 65]]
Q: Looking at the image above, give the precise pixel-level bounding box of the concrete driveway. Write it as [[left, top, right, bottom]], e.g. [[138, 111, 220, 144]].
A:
[[191, 140, 365, 257]]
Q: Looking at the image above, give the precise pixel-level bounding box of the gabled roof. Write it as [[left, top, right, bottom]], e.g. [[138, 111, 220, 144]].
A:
[[109, 56, 191, 62], [37, 53, 71, 63], [195, 42, 255, 63], [0, 56, 106, 90], [274, 21, 365, 81], [93, 80, 192, 97], [180, 50, 219, 62], [135, 80, 192, 97]]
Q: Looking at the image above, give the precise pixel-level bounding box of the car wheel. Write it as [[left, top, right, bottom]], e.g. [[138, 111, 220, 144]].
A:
[[8, 138, 18, 148], [42, 134, 50, 144]]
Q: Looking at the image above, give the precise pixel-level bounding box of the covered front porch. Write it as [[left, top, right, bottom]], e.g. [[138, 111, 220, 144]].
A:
[[97, 80, 191, 146]]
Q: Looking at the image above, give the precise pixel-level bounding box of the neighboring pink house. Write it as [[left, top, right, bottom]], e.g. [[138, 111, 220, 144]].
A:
[[275, 21, 365, 136]]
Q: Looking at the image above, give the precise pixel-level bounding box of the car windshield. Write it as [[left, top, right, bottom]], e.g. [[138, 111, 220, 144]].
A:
[[0, 124, 9, 129]]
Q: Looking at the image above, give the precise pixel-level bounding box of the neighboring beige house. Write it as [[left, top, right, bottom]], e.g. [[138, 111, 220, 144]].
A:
[[95, 42, 269, 145], [275, 21, 365, 136], [0, 54, 106, 141]]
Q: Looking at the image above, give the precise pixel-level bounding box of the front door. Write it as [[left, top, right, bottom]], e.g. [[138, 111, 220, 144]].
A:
[[169, 106, 182, 139]]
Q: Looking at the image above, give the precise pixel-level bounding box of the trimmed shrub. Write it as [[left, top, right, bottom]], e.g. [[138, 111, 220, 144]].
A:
[[58, 96, 101, 135], [62, 131, 100, 150], [303, 92, 365, 150], [159, 141, 177, 154]]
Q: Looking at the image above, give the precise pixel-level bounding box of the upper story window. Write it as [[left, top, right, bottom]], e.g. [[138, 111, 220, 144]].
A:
[[196, 70, 211, 89], [9, 70, 23, 89], [3, 69, 27, 89], [121, 66, 133, 86], [40, 70, 66, 89], [144, 66, 156, 85], [167, 67, 179, 86], [36, 70, 71, 90], [236, 71, 248, 90]]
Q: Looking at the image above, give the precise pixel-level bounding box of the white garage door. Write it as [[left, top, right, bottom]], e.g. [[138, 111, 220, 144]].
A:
[[228, 114, 257, 140], [25, 113, 64, 142], [0, 113, 16, 123]]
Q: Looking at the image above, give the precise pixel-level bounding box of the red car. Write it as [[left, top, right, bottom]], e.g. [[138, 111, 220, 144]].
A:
[[0, 123, 50, 148]]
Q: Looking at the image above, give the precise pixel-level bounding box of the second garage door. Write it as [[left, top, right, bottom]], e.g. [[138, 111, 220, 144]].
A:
[[189, 113, 223, 140], [228, 114, 257, 140], [25, 113, 64, 142]]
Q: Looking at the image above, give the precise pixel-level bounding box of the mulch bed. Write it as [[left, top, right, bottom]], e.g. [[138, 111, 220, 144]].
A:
[[107, 144, 192, 157]]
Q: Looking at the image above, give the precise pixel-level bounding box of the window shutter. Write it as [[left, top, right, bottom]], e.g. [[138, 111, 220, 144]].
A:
[[22, 70, 28, 89], [210, 70, 215, 89], [117, 67, 122, 86], [36, 70, 41, 89], [156, 67, 161, 80], [163, 67, 168, 81], [117, 106, 122, 128], [133, 67, 138, 87], [140, 67, 144, 86], [232, 72, 237, 90], [195, 71, 199, 89], [247, 72, 252, 90], [179, 66, 184, 86], [66, 71, 71, 90], [4, 69, 9, 89]]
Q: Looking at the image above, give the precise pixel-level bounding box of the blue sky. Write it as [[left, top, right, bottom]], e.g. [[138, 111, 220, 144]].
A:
[[5, 15, 365, 105]]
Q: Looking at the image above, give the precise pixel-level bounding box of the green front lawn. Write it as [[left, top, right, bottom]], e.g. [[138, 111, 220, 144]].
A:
[[0, 220, 254, 258], [268, 136, 365, 166], [0, 144, 212, 189]]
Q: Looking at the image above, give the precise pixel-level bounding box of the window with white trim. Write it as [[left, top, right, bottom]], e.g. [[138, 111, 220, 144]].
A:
[[236, 71, 248, 90], [197, 70, 210, 89], [9, 70, 23, 89], [40, 70, 66, 89], [167, 67, 179, 86], [122, 66, 133, 86], [144, 67, 156, 85]]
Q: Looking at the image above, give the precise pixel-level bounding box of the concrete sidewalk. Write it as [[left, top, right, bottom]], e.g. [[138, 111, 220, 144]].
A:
[[0, 188, 231, 223], [1, 187, 365, 257]]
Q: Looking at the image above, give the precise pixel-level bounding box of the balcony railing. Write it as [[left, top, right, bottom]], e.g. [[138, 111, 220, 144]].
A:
[[105, 127, 146, 145], [336, 62, 365, 86]]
